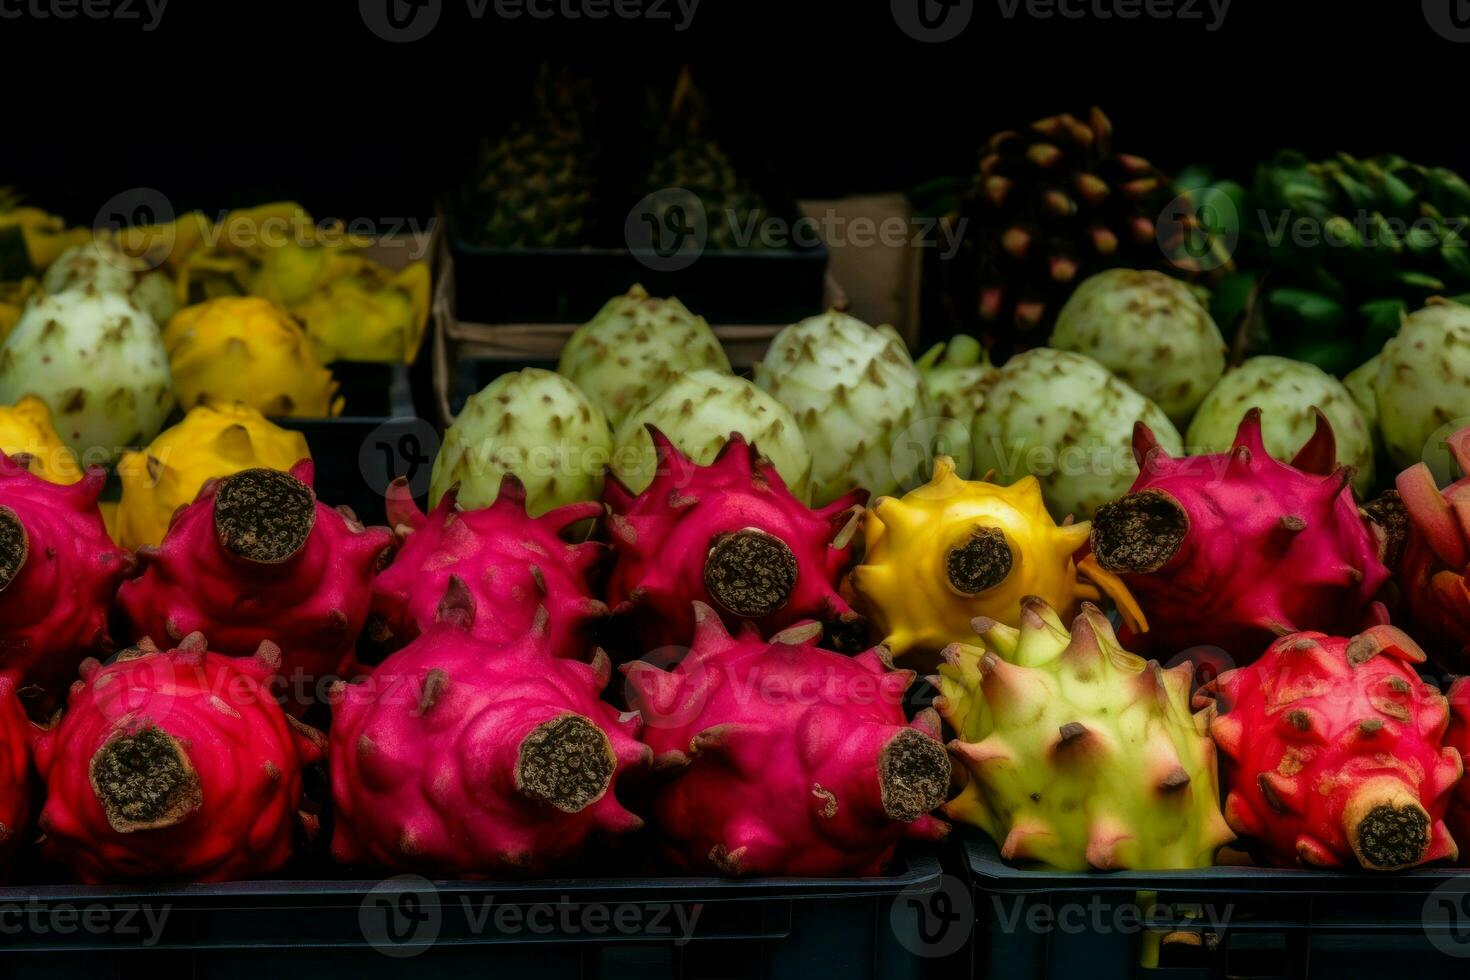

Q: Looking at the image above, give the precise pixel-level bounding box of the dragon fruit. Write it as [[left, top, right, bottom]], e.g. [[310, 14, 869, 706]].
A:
[[1444, 677, 1470, 860], [0, 454, 128, 713], [0, 396, 82, 485], [605, 428, 866, 654], [371, 474, 607, 655], [625, 603, 950, 876], [116, 461, 393, 714], [852, 455, 1143, 661], [1087, 409, 1391, 663], [0, 672, 30, 872], [32, 634, 325, 883], [331, 583, 647, 877], [939, 598, 1233, 870], [1198, 626, 1461, 870]]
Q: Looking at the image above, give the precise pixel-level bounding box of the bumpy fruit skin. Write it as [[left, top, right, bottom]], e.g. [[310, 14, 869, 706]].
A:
[[1198, 626, 1461, 870], [605, 429, 866, 654], [1089, 409, 1390, 663], [289, 257, 432, 365], [939, 599, 1233, 871], [432, 368, 613, 516], [1375, 300, 1470, 470], [0, 288, 174, 464], [43, 239, 178, 327], [372, 474, 607, 655], [113, 398, 311, 550], [754, 312, 928, 505], [972, 348, 1182, 521], [852, 456, 1143, 660], [1445, 677, 1470, 860], [557, 284, 732, 428], [916, 334, 996, 425], [0, 672, 31, 872], [1344, 355, 1381, 436], [0, 456, 128, 713], [331, 588, 647, 877], [116, 461, 393, 713], [164, 297, 343, 418], [0, 395, 81, 484], [32, 635, 325, 883], [1050, 269, 1226, 424], [612, 369, 812, 499], [625, 604, 950, 876], [1186, 355, 1374, 496]]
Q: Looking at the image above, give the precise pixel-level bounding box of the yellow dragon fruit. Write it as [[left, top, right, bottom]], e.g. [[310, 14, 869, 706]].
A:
[[112, 398, 311, 550], [851, 456, 1142, 661], [163, 297, 343, 417], [938, 598, 1235, 871], [289, 258, 431, 365], [0, 396, 82, 484]]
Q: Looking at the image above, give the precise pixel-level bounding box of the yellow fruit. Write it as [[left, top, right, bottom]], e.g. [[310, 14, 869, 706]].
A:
[[113, 398, 311, 549], [294, 260, 431, 364], [0, 396, 82, 484], [0, 206, 91, 271], [163, 297, 343, 417], [850, 456, 1143, 660]]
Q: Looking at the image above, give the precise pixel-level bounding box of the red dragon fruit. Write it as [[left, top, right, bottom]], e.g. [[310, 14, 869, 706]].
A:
[[624, 602, 950, 876], [0, 453, 129, 715], [116, 462, 393, 714], [370, 474, 607, 657], [32, 634, 325, 883], [1087, 409, 1391, 663], [605, 428, 867, 655], [1443, 677, 1470, 861], [331, 579, 647, 877], [1197, 625, 1461, 870], [0, 672, 31, 873]]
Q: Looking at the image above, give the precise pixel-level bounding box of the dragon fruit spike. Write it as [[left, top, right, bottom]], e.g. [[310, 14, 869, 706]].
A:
[[0, 453, 129, 714], [625, 601, 949, 876], [116, 461, 394, 716], [371, 473, 607, 655], [331, 581, 647, 877], [31, 634, 324, 883], [1198, 625, 1461, 871], [604, 427, 868, 654], [1088, 409, 1391, 662]]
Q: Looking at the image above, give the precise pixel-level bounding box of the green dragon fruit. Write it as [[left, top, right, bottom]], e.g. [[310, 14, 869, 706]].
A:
[[431, 368, 612, 515], [42, 239, 178, 327], [938, 597, 1234, 870], [611, 369, 811, 497], [1372, 300, 1470, 470], [0, 287, 174, 464], [1050, 269, 1226, 424], [1186, 356, 1374, 495], [755, 311, 935, 504], [557, 284, 731, 428], [971, 348, 1181, 520], [1344, 355, 1381, 435], [916, 334, 996, 424]]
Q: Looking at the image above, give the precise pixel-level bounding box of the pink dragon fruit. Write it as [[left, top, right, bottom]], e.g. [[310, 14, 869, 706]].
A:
[[1446, 677, 1470, 862], [605, 428, 867, 655], [370, 474, 607, 657], [1198, 626, 1461, 870], [1087, 409, 1391, 663], [331, 579, 647, 877], [116, 462, 393, 714], [32, 634, 325, 883], [624, 602, 950, 876], [0, 452, 128, 714], [0, 672, 30, 873]]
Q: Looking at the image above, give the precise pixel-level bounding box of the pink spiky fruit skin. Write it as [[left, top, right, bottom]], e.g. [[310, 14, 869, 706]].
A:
[[1198, 626, 1461, 871], [116, 461, 393, 715], [1090, 409, 1390, 663], [31, 635, 325, 883], [0, 672, 31, 873], [1444, 677, 1470, 863], [0, 453, 129, 714], [370, 474, 607, 656], [330, 584, 648, 877], [625, 603, 950, 876], [605, 428, 867, 654]]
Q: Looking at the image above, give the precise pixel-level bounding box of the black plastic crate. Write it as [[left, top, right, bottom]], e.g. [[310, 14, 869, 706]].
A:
[[277, 416, 436, 529], [959, 828, 1470, 979], [0, 847, 943, 980]]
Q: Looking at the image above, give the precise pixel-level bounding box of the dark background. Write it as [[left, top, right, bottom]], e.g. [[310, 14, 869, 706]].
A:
[[5, 0, 1465, 221]]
